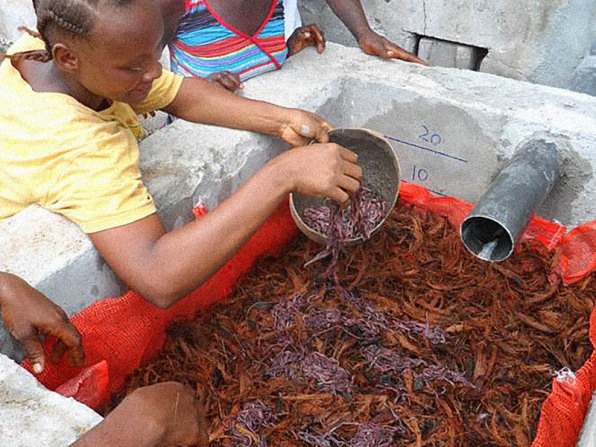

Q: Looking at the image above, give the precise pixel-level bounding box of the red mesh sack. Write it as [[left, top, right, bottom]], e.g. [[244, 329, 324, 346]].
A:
[[396, 183, 596, 447], [23, 201, 298, 403], [531, 308, 596, 447], [54, 360, 110, 409], [558, 221, 596, 285], [399, 182, 474, 228], [22, 184, 596, 447]]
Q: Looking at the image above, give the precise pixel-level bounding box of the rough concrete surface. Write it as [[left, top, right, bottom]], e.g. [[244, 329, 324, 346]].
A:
[[0, 0, 35, 46], [0, 207, 127, 359], [299, 0, 596, 90], [2, 43, 596, 362], [569, 55, 596, 97], [3, 0, 595, 90], [577, 391, 596, 447], [0, 353, 102, 447], [417, 37, 485, 70]]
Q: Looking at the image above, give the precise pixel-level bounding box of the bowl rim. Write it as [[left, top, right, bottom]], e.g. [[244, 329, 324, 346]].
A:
[[289, 128, 401, 245]]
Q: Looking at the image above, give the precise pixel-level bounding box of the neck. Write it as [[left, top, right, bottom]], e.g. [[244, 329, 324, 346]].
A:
[[15, 58, 108, 111], [56, 65, 107, 110]]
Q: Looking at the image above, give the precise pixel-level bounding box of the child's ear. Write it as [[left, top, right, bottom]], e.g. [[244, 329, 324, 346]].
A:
[[52, 43, 79, 73]]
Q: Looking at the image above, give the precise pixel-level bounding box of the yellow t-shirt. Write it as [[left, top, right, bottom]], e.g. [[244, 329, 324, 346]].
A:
[[0, 34, 183, 233]]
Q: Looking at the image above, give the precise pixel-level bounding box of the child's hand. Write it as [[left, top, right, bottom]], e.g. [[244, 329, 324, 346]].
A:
[[208, 71, 244, 92], [274, 142, 362, 204], [279, 108, 333, 146], [0, 273, 85, 374], [287, 24, 326, 57], [358, 30, 427, 65]]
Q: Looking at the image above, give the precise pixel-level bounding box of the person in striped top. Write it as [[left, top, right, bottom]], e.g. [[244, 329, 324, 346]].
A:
[[160, 0, 425, 91]]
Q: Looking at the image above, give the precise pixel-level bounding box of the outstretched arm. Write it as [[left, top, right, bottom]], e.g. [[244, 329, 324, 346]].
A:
[[324, 0, 426, 64], [163, 77, 331, 146], [90, 142, 361, 308], [93, 77, 361, 309]]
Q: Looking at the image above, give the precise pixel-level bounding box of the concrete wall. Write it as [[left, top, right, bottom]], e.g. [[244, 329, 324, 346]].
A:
[[569, 51, 596, 97], [578, 391, 596, 447], [3, 0, 595, 93], [2, 43, 596, 360], [0, 0, 35, 50], [0, 353, 102, 446], [299, 0, 596, 92]]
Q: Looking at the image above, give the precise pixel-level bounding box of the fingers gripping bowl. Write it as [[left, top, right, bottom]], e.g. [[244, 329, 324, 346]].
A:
[[290, 128, 401, 245]]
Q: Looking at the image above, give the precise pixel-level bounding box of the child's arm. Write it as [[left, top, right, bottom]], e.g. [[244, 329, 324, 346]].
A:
[[89, 143, 362, 308], [324, 0, 427, 65], [163, 76, 331, 147], [70, 382, 207, 447], [0, 272, 85, 373]]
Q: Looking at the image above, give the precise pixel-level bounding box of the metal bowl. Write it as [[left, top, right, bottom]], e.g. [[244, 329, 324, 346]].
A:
[[290, 128, 401, 245]]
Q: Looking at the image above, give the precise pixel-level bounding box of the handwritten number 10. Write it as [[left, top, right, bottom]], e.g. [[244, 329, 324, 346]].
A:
[[412, 165, 429, 182]]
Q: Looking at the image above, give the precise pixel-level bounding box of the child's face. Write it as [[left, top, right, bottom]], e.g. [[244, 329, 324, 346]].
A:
[[74, 0, 165, 104]]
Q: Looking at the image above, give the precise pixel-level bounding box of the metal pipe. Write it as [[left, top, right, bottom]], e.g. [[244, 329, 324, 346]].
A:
[[460, 138, 560, 262]]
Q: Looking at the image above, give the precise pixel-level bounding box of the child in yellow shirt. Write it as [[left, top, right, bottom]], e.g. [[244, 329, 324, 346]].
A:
[[0, 0, 362, 370]]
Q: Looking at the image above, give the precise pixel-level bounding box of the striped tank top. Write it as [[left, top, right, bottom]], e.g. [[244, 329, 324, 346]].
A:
[[169, 0, 289, 81]]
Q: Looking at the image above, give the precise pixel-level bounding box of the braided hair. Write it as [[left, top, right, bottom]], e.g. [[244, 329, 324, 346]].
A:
[[1, 0, 131, 63]]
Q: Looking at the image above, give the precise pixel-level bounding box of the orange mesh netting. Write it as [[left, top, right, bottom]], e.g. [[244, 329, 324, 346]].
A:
[[558, 221, 596, 285], [22, 184, 596, 447], [532, 308, 596, 447], [23, 201, 298, 397]]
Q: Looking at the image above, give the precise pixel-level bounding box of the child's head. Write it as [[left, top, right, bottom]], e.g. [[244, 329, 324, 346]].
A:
[[6, 0, 165, 104]]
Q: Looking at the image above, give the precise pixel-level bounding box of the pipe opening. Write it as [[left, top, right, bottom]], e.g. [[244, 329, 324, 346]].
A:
[[461, 216, 513, 262]]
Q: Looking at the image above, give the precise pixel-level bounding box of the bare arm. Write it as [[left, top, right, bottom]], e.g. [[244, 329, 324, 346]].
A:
[[324, 0, 372, 41], [159, 0, 186, 44], [93, 77, 360, 308], [90, 144, 361, 308], [324, 0, 426, 64], [71, 382, 207, 447], [163, 77, 331, 146]]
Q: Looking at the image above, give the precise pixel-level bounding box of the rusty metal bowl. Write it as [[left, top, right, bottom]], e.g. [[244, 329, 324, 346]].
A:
[[290, 128, 401, 245]]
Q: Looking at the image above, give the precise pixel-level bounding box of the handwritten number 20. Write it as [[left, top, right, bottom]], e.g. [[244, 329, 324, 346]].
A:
[[418, 125, 442, 145]]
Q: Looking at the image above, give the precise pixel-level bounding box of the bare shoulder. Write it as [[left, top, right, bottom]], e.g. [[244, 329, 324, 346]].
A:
[[159, 0, 185, 14], [160, 0, 186, 41]]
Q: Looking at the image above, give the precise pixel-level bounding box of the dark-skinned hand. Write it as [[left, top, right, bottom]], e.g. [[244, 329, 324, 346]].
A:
[[358, 30, 427, 65], [70, 382, 208, 447], [128, 382, 207, 447], [207, 70, 244, 92], [287, 24, 326, 57], [278, 107, 333, 146], [0, 273, 85, 374]]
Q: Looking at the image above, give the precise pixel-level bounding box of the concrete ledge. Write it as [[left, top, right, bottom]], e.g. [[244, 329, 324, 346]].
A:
[[569, 55, 596, 97], [0, 353, 102, 446], [299, 0, 596, 89], [2, 43, 596, 360], [260, 44, 596, 226], [0, 207, 126, 358], [578, 391, 596, 446]]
